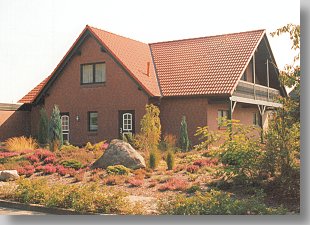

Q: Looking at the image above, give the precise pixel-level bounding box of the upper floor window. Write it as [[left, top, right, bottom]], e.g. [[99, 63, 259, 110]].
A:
[[81, 63, 106, 84]]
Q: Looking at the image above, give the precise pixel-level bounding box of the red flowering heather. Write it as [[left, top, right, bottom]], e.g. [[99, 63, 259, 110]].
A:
[[56, 165, 69, 176], [34, 149, 55, 160], [20, 149, 34, 155], [43, 155, 56, 164], [128, 178, 144, 187], [26, 154, 40, 163], [35, 165, 45, 172], [102, 143, 109, 150], [67, 168, 77, 177], [186, 165, 199, 173], [158, 178, 189, 192], [193, 158, 219, 167], [17, 165, 35, 177], [42, 164, 57, 175], [0, 152, 19, 158]]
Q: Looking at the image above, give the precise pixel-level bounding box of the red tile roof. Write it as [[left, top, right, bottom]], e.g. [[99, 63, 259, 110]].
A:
[[19, 27, 265, 103], [19, 75, 51, 103], [89, 26, 161, 97], [149, 29, 265, 96]]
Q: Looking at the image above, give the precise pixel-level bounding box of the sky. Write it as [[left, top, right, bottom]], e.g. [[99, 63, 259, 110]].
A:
[[0, 0, 300, 103]]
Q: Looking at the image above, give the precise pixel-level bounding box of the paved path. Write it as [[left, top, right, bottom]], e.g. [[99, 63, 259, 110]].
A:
[[0, 206, 48, 215]]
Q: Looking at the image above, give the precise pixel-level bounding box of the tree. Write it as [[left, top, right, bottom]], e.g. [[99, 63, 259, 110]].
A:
[[264, 24, 300, 199], [38, 108, 49, 146], [270, 24, 300, 122], [135, 104, 161, 153], [48, 105, 63, 151], [179, 116, 190, 152]]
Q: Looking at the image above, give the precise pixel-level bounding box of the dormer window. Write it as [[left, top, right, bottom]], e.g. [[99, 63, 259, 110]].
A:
[[81, 62, 106, 84]]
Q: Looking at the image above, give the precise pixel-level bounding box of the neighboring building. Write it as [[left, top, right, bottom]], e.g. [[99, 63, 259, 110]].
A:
[[0, 103, 31, 140], [1, 25, 286, 145]]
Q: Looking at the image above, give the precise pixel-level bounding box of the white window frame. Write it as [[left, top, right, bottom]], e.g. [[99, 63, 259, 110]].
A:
[[61, 115, 70, 142], [122, 113, 132, 132]]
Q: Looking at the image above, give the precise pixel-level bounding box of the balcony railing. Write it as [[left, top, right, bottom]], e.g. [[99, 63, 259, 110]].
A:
[[233, 80, 280, 102]]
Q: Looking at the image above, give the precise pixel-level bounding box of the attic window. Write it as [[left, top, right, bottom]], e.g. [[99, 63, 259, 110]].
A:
[[241, 72, 247, 81], [81, 62, 106, 84]]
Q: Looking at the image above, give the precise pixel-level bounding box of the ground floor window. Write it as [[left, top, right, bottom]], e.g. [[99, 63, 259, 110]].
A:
[[217, 110, 229, 127], [88, 111, 98, 131], [61, 114, 69, 143], [253, 112, 261, 126]]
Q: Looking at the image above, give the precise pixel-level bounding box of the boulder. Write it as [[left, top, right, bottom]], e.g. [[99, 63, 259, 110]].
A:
[[92, 139, 146, 169], [0, 170, 19, 181]]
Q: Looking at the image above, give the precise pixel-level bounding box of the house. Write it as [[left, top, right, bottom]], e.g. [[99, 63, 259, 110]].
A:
[[1, 25, 286, 146]]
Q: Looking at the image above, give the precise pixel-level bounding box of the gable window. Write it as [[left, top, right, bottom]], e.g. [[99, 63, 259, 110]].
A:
[[253, 112, 261, 126], [218, 110, 229, 127], [81, 63, 106, 84], [241, 72, 247, 81], [88, 112, 98, 131]]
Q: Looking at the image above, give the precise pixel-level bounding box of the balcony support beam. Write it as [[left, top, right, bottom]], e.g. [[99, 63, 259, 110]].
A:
[[253, 54, 256, 99], [267, 59, 270, 101], [230, 96, 282, 108]]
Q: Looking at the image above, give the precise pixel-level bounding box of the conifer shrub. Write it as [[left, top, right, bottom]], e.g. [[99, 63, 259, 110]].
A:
[[106, 165, 130, 175], [48, 105, 63, 151], [166, 151, 175, 170], [61, 159, 83, 170], [149, 150, 159, 170], [179, 116, 190, 152], [38, 108, 49, 146]]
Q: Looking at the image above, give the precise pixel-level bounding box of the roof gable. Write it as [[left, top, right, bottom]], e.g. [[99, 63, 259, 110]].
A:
[[19, 26, 161, 103], [88, 26, 161, 97], [149, 29, 265, 96]]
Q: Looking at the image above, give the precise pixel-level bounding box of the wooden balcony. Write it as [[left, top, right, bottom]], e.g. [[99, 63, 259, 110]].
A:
[[233, 80, 280, 102]]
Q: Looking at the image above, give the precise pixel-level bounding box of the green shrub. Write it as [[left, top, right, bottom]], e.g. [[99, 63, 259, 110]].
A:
[[38, 108, 49, 146], [61, 159, 83, 170], [106, 165, 130, 175], [194, 125, 220, 151], [85, 141, 107, 151], [60, 144, 79, 151], [179, 116, 190, 152], [149, 150, 159, 169], [215, 120, 264, 183], [159, 189, 287, 215], [166, 151, 175, 170]]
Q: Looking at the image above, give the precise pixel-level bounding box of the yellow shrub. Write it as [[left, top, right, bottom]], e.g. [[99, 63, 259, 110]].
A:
[[5, 136, 38, 152]]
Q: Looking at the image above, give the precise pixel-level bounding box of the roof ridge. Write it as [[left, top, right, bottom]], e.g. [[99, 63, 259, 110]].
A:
[[149, 29, 266, 45], [87, 25, 148, 45]]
